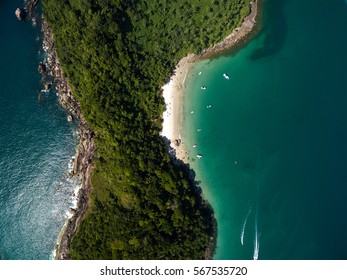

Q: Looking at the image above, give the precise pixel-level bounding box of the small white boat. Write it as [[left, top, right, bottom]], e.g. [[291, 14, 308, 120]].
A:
[[207, 105, 212, 108], [193, 144, 197, 148], [197, 154, 203, 159], [223, 73, 230, 79], [201, 86, 206, 90], [197, 128, 201, 132], [191, 110, 194, 114], [199, 72, 202, 75]]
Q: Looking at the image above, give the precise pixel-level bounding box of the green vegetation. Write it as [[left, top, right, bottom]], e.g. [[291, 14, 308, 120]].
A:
[[42, 0, 251, 259]]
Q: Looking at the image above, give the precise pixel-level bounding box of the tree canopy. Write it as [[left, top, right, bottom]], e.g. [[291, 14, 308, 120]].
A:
[[42, 0, 251, 259]]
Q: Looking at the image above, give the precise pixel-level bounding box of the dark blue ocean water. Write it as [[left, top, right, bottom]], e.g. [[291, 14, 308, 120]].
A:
[[183, 0, 347, 259], [0, 0, 78, 259]]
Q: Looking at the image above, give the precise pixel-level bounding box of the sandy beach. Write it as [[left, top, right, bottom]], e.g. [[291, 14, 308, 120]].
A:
[[160, 0, 259, 163], [160, 54, 196, 163]]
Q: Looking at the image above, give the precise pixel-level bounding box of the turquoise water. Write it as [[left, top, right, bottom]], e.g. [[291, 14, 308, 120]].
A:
[[183, 0, 347, 259], [0, 1, 77, 259]]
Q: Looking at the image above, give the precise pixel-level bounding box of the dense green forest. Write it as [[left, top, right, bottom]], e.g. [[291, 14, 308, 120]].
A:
[[42, 0, 251, 259]]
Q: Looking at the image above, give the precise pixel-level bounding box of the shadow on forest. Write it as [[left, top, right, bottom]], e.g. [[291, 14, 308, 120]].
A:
[[161, 135, 217, 256]]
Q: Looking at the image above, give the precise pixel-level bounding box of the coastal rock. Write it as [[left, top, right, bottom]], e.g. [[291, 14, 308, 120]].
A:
[[174, 139, 181, 147], [38, 62, 47, 74], [15, 8, 26, 21], [38, 92, 45, 101], [69, 208, 77, 215], [44, 83, 51, 91], [24, 0, 39, 18]]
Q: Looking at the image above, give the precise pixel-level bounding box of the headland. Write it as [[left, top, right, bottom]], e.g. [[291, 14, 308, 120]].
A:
[[160, 0, 259, 164]]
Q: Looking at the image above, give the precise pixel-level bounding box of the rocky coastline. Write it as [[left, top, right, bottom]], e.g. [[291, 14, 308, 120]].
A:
[[200, 0, 259, 60], [40, 19, 95, 260]]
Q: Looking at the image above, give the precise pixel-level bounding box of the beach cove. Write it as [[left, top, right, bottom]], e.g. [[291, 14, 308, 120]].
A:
[[161, 0, 258, 163], [163, 0, 347, 260], [160, 0, 259, 259]]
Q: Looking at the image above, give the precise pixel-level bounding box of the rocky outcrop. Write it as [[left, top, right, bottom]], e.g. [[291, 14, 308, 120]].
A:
[[44, 82, 51, 91], [15, 8, 26, 21], [24, 0, 39, 18], [38, 62, 47, 74], [15, 1, 39, 21]]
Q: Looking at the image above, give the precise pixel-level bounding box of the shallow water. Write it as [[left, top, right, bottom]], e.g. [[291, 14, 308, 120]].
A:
[[0, 0, 78, 259], [183, 0, 347, 259]]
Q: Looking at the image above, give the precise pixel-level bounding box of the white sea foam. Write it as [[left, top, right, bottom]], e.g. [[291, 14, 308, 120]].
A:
[[71, 198, 78, 210], [67, 159, 74, 172], [65, 209, 73, 219], [49, 249, 56, 260]]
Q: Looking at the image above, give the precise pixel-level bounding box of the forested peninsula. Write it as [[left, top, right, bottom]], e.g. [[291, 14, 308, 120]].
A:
[[42, 0, 252, 259]]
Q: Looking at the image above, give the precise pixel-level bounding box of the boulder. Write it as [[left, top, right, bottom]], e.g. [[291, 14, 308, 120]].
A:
[[25, 0, 39, 17], [38, 62, 47, 74], [15, 8, 26, 21], [174, 139, 181, 146], [44, 83, 51, 91], [38, 92, 45, 101]]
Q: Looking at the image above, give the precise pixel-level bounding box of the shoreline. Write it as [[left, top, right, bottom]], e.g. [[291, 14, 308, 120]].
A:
[[161, 0, 259, 163], [41, 19, 95, 260], [160, 54, 195, 163], [160, 0, 260, 258]]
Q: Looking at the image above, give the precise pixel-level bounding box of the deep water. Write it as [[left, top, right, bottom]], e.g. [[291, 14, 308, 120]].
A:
[[0, 0, 78, 259], [183, 0, 347, 259]]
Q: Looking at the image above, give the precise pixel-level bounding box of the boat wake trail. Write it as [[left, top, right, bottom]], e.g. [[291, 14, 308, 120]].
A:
[[253, 198, 260, 260], [241, 208, 251, 246], [253, 217, 260, 260], [253, 178, 261, 260]]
